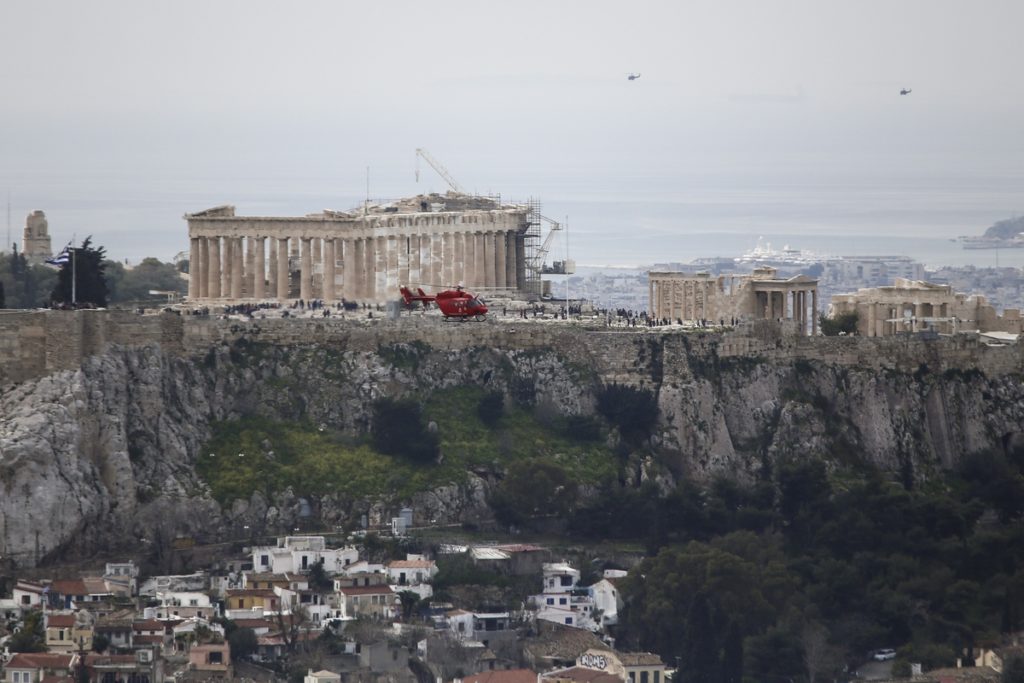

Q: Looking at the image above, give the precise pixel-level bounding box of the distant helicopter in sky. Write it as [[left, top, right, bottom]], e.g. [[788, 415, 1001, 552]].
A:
[[627, 73, 641, 81], [900, 88, 912, 95]]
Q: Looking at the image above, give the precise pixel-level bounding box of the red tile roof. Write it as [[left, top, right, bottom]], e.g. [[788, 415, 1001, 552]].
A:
[[339, 585, 394, 596], [541, 667, 622, 683], [463, 669, 538, 683], [388, 560, 435, 569], [133, 619, 166, 631], [6, 653, 75, 669], [49, 579, 89, 596], [46, 614, 77, 628], [234, 618, 275, 629]]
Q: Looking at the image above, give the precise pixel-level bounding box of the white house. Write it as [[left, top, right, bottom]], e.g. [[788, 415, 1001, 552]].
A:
[[251, 536, 358, 574], [532, 563, 600, 632], [590, 579, 623, 627], [148, 591, 217, 620], [387, 555, 438, 601]]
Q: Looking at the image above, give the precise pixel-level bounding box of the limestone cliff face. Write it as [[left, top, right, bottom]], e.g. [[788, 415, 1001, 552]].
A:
[[1, 330, 1022, 567]]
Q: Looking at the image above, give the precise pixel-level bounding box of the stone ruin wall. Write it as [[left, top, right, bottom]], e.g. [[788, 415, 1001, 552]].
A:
[[0, 310, 1021, 388]]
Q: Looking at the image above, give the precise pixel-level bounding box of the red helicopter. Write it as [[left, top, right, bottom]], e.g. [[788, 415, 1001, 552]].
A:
[[399, 285, 489, 321]]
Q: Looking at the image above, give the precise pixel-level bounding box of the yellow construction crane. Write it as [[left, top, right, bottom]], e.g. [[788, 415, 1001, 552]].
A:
[[415, 148, 465, 194]]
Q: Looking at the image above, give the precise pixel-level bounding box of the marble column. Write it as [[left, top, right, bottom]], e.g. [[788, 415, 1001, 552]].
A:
[[300, 237, 312, 301], [439, 232, 452, 286], [409, 235, 421, 286], [324, 238, 336, 301], [198, 237, 209, 298], [398, 236, 410, 287], [208, 238, 221, 299], [494, 231, 507, 289], [245, 237, 254, 298], [267, 239, 277, 297], [516, 234, 526, 292], [220, 238, 232, 298], [340, 239, 353, 300], [188, 237, 200, 299], [454, 229, 466, 282], [383, 236, 395, 294], [483, 232, 496, 288], [364, 236, 377, 301], [812, 289, 818, 335], [276, 238, 289, 300], [430, 234, 443, 287], [477, 233, 488, 288], [231, 237, 243, 299], [253, 237, 265, 299], [463, 232, 476, 288], [505, 230, 517, 290], [373, 236, 386, 299], [352, 238, 365, 300]]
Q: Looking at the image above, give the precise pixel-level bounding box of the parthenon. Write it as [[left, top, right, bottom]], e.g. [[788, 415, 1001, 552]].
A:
[[185, 194, 532, 303], [648, 267, 819, 334]]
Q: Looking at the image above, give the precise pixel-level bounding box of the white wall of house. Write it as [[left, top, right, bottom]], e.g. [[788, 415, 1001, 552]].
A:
[[542, 563, 580, 593]]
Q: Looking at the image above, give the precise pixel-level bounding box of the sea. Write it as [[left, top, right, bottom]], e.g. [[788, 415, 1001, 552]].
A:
[[3, 168, 1023, 272]]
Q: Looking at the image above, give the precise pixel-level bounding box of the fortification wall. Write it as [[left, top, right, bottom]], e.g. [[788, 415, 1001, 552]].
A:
[[0, 310, 1021, 387]]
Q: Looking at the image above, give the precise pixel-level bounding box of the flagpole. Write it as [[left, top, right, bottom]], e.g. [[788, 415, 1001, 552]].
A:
[[72, 235, 76, 306]]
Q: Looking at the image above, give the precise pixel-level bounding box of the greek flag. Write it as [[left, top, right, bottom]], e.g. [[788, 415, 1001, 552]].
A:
[[46, 243, 72, 266]]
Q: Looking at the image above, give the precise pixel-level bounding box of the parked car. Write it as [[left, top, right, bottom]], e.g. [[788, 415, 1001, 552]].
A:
[[872, 649, 896, 661]]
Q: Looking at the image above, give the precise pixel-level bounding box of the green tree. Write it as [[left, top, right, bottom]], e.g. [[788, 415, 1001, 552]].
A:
[[489, 457, 577, 528], [9, 610, 46, 652], [0, 279, 5, 308], [50, 237, 109, 307], [308, 558, 334, 593], [1004, 652, 1024, 683], [0, 248, 57, 308], [682, 593, 719, 683], [477, 390, 504, 426], [107, 257, 187, 303], [228, 627, 258, 660], [596, 383, 659, 445], [92, 634, 110, 653], [820, 311, 859, 335], [371, 397, 439, 463], [720, 621, 743, 683]]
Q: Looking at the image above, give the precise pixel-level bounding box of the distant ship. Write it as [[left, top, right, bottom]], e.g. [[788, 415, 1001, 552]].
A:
[[959, 216, 1024, 249], [734, 238, 828, 266], [959, 235, 1024, 250]]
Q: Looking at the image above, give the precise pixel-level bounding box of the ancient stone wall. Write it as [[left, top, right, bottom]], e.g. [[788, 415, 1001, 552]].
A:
[[1, 310, 1022, 389]]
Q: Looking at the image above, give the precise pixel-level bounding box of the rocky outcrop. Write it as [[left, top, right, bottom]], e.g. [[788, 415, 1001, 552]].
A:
[[1, 329, 1023, 567]]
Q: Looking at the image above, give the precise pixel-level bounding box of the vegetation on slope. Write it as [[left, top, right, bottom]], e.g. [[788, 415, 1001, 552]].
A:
[[197, 385, 618, 505], [610, 453, 1024, 682]]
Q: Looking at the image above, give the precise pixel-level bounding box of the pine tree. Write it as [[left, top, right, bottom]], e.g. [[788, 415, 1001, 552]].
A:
[[720, 621, 743, 683], [683, 592, 719, 683], [50, 236, 109, 307]]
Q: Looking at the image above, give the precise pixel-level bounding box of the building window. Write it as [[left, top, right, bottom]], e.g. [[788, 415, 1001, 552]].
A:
[[641, 672, 649, 683], [546, 598, 554, 605], [654, 672, 661, 683], [209, 651, 223, 664], [565, 617, 572, 625], [560, 576, 573, 587], [559, 598, 567, 605], [261, 555, 269, 566]]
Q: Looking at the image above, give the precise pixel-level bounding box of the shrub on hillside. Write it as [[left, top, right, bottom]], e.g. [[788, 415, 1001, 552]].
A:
[[596, 383, 658, 445], [477, 391, 504, 426], [820, 311, 859, 336], [372, 397, 439, 463]]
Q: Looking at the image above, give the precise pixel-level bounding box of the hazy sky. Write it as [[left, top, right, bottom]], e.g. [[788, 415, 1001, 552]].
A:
[[2, 0, 1023, 261]]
